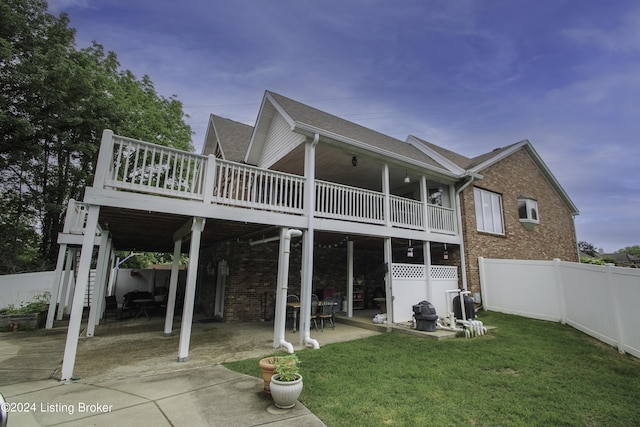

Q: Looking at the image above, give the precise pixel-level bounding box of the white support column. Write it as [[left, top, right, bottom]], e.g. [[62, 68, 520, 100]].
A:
[[273, 227, 287, 347], [382, 164, 391, 227], [383, 237, 394, 323], [420, 176, 429, 231], [164, 239, 182, 337], [87, 232, 110, 336], [57, 249, 76, 320], [299, 230, 318, 349], [61, 205, 100, 381], [298, 135, 318, 348], [177, 217, 205, 362], [424, 241, 433, 303], [347, 240, 354, 318], [46, 244, 68, 329]]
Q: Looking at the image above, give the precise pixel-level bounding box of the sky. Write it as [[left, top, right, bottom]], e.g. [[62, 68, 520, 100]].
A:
[[47, 0, 640, 254]]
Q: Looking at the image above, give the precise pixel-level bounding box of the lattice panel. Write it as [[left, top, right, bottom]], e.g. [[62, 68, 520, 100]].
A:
[[430, 266, 458, 280], [392, 264, 426, 279]]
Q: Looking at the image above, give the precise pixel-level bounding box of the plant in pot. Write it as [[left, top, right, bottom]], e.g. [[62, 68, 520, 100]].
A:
[[269, 354, 303, 409], [258, 355, 283, 395]]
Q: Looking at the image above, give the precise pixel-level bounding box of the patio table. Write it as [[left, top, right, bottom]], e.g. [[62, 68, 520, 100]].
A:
[[133, 299, 155, 320]]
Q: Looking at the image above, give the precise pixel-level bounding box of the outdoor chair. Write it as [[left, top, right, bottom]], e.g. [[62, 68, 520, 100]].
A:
[[103, 295, 121, 322], [317, 296, 338, 331], [310, 294, 320, 331]]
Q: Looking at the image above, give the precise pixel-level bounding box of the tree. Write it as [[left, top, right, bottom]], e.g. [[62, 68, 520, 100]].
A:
[[578, 241, 597, 257], [0, 0, 192, 273], [618, 245, 640, 257]]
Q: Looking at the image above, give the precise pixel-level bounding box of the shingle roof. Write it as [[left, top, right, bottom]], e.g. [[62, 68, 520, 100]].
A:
[[202, 115, 253, 162], [267, 91, 447, 171]]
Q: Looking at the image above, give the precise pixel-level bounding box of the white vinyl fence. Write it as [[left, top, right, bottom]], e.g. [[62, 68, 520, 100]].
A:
[[479, 257, 640, 358], [0, 271, 55, 309]]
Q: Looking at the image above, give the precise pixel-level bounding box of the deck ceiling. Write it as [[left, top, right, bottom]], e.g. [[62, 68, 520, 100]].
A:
[[97, 206, 385, 254], [98, 206, 270, 253]]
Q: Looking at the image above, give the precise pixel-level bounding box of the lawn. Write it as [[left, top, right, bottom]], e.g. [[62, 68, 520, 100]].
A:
[[224, 311, 640, 426]]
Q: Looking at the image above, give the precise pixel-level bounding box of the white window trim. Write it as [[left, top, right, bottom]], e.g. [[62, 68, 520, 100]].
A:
[[474, 188, 505, 235], [518, 197, 539, 230]]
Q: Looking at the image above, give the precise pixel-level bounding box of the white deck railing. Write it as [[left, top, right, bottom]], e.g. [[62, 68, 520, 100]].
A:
[[94, 131, 457, 234], [213, 160, 305, 214], [390, 195, 424, 230], [427, 204, 456, 234], [106, 134, 207, 200], [315, 180, 385, 224]]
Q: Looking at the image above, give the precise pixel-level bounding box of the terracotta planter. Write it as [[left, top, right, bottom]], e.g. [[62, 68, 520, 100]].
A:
[[258, 356, 282, 395], [269, 374, 303, 409]]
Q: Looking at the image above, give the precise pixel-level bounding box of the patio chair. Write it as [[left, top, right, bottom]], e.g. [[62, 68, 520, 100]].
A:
[[317, 297, 338, 331], [103, 295, 120, 322], [310, 294, 320, 331], [286, 294, 300, 331]]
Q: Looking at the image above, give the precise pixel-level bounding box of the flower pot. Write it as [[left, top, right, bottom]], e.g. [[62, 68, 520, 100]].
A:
[[258, 356, 282, 395], [269, 374, 303, 409]]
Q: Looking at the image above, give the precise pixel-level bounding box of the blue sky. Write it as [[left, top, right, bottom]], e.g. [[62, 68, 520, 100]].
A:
[[48, 0, 639, 253]]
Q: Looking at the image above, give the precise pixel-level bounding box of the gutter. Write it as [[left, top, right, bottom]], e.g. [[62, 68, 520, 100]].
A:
[[455, 173, 480, 292]]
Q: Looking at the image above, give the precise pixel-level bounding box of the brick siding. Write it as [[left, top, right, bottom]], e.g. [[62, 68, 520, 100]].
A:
[[461, 148, 578, 295]]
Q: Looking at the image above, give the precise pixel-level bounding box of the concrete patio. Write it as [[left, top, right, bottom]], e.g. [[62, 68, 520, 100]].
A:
[[0, 313, 382, 426]]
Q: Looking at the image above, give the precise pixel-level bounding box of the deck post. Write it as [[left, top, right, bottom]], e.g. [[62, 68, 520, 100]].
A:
[[60, 204, 100, 381], [298, 135, 318, 347], [57, 249, 76, 320], [177, 217, 205, 362], [384, 237, 394, 323], [164, 239, 182, 336], [46, 244, 67, 329], [87, 232, 110, 337]]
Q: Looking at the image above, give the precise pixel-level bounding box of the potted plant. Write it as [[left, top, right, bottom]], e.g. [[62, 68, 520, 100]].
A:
[[0, 293, 50, 331], [258, 355, 283, 395], [269, 354, 303, 409]]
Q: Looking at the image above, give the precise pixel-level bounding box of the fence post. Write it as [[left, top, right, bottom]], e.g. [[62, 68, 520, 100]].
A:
[[553, 258, 566, 324], [478, 257, 489, 310], [606, 263, 625, 354]]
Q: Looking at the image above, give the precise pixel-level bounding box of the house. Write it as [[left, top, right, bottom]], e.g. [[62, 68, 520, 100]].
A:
[[48, 90, 579, 381]]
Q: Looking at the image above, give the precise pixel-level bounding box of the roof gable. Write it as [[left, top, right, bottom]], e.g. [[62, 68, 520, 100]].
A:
[[245, 91, 454, 175], [202, 115, 253, 162]]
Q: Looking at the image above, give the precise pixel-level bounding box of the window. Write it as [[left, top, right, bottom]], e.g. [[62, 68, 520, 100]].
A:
[[474, 188, 504, 234], [518, 196, 539, 229]]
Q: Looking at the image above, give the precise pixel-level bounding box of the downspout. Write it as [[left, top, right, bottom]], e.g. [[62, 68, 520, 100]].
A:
[[455, 174, 478, 292], [276, 228, 303, 353]]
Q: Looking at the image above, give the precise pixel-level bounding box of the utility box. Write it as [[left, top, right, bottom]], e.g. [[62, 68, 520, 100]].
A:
[[412, 300, 438, 332], [453, 294, 475, 320]]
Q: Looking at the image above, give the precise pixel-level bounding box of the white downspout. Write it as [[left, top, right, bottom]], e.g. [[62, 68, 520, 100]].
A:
[[275, 228, 303, 353], [455, 174, 477, 290]]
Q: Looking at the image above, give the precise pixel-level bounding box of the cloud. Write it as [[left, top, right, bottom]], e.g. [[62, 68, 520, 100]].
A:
[[564, 8, 640, 53]]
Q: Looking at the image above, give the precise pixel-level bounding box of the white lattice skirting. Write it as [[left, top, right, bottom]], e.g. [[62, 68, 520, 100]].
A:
[[391, 264, 458, 280]]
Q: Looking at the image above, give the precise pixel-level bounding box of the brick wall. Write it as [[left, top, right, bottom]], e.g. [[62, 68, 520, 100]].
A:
[[461, 148, 578, 294], [197, 238, 384, 322]]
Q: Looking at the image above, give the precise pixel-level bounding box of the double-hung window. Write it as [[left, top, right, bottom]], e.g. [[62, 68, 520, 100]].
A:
[[474, 188, 504, 235]]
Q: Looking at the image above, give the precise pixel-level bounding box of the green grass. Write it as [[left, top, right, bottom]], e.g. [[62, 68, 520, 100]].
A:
[[224, 311, 640, 426]]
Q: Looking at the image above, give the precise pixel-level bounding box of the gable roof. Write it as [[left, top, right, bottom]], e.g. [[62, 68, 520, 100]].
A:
[[408, 136, 579, 215], [202, 115, 253, 162], [245, 91, 455, 176]]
